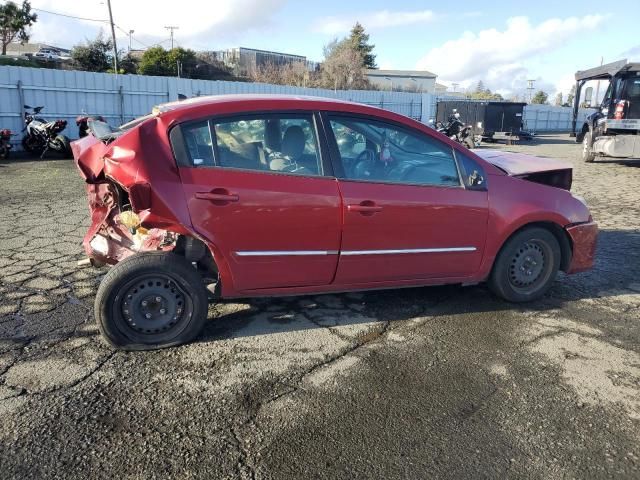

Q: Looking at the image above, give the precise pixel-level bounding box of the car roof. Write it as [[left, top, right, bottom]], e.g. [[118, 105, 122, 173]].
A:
[[152, 94, 409, 126], [155, 94, 361, 113]]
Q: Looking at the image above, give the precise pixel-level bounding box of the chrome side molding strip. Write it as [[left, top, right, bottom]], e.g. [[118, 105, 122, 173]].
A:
[[341, 247, 477, 255], [235, 247, 476, 257], [236, 250, 339, 256]]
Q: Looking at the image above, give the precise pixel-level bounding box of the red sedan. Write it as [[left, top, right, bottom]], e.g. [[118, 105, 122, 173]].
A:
[[72, 95, 597, 350]]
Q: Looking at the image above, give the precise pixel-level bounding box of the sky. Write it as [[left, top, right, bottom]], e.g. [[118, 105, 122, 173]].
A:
[[10, 0, 640, 100]]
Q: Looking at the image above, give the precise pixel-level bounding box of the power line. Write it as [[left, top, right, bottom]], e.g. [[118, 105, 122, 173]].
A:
[[32, 7, 108, 23]]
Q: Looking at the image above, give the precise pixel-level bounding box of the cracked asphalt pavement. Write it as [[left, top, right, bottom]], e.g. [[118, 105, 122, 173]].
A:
[[1, 134, 639, 479]]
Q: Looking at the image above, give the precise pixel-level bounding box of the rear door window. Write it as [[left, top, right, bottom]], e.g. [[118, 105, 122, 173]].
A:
[[179, 114, 323, 176]]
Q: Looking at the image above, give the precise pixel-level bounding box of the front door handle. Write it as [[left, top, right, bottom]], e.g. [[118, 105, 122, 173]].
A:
[[347, 201, 382, 215], [195, 188, 239, 203]]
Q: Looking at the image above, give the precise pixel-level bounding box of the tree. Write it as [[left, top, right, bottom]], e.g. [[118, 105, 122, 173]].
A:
[[467, 82, 503, 101], [71, 32, 113, 72], [0, 1, 37, 55], [554, 92, 563, 106], [119, 52, 138, 74], [138, 46, 172, 76], [348, 22, 376, 69], [531, 90, 549, 104], [250, 61, 313, 87], [138, 47, 210, 78], [320, 38, 369, 90], [565, 84, 576, 107]]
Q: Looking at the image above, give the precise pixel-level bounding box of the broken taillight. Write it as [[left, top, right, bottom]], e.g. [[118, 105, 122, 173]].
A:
[[614, 100, 627, 119]]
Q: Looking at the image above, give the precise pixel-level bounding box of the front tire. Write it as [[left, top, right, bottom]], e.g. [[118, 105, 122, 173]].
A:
[[489, 227, 561, 302], [582, 130, 596, 163], [53, 134, 71, 157], [464, 136, 475, 149], [94, 252, 209, 350]]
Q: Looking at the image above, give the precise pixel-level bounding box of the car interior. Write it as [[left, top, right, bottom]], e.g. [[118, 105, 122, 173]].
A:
[[182, 117, 321, 175], [329, 118, 461, 187]]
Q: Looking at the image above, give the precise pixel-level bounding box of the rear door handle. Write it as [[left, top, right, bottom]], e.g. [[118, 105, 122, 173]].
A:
[[195, 189, 239, 203], [347, 201, 383, 214]]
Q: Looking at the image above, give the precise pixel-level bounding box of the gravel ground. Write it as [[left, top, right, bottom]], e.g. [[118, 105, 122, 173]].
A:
[[1, 134, 639, 479]]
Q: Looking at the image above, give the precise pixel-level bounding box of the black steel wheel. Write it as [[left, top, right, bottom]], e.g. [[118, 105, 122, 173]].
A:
[[489, 227, 561, 302], [95, 252, 209, 350]]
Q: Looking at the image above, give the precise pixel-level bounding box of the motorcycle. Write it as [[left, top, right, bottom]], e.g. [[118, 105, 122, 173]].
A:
[[76, 114, 106, 138], [433, 110, 476, 149], [21, 105, 72, 158], [0, 128, 13, 159]]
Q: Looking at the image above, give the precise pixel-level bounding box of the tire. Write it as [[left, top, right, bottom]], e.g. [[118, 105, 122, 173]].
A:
[[21, 135, 42, 154], [0, 145, 8, 160], [94, 252, 209, 350], [582, 130, 596, 163], [464, 136, 475, 149], [54, 134, 71, 157], [489, 227, 561, 303]]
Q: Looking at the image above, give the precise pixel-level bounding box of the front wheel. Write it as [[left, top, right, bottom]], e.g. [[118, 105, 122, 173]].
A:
[[94, 252, 210, 350], [489, 227, 561, 302], [582, 131, 596, 163], [463, 136, 475, 149], [53, 134, 71, 157]]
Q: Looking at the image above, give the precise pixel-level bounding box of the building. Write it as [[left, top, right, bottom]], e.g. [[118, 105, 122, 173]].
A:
[[5, 42, 70, 57], [365, 69, 437, 93], [212, 47, 316, 76]]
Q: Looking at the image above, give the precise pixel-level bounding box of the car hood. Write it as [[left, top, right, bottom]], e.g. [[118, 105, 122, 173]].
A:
[[474, 149, 573, 190], [474, 149, 572, 176]]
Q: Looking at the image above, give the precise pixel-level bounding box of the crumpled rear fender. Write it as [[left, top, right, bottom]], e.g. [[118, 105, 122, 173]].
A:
[[72, 117, 193, 235]]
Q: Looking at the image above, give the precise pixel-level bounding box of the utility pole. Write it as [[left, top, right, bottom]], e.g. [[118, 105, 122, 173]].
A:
[[527, 79, 536, 103], [106, 0, 118, 73], [165, 26, 179, 49], [128, 30, 134, 51], [594, 56, 604, 105]]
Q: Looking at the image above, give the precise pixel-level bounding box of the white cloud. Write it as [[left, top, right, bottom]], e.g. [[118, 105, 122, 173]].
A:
[[28, 0, 287, 49], [314, 10, 435, 35], [416, 15, 606, 87]]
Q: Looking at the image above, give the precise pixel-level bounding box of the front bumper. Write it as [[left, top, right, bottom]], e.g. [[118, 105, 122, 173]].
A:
[[565, 221, 598, 274]]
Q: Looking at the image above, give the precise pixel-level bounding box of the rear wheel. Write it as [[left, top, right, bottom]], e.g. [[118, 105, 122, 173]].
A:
[[489, 227, 561, 302], [95, 252, 209, 350], [21, 135, 43, 154], [582, 130, 596, 163]]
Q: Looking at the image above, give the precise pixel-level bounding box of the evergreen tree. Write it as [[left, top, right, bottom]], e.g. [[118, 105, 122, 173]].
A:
[[348, 22, 376, 69]]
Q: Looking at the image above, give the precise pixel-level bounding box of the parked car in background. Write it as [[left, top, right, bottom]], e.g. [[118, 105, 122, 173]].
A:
[[71, 95, 597, 350], [34, 48, 62, 60]]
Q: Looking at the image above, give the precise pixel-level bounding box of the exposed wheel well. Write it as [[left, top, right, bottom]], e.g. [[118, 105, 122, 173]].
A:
[[500, 222, 572, 273]]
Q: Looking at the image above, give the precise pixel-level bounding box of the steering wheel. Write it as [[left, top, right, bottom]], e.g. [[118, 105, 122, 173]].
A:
[[351, 149, 376, 179]]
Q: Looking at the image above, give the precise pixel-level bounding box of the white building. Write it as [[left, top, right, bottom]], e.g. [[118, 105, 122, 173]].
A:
[[365, 69, 437, 93]]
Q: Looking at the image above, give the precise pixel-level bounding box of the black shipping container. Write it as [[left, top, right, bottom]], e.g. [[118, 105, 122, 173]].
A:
[[436, 100, 527, 139]]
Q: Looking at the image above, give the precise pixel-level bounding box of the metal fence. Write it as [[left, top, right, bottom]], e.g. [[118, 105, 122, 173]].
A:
[[0, 66, 426, 149], [523, 104, 592, 133], [0, 65, 591, 151]]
